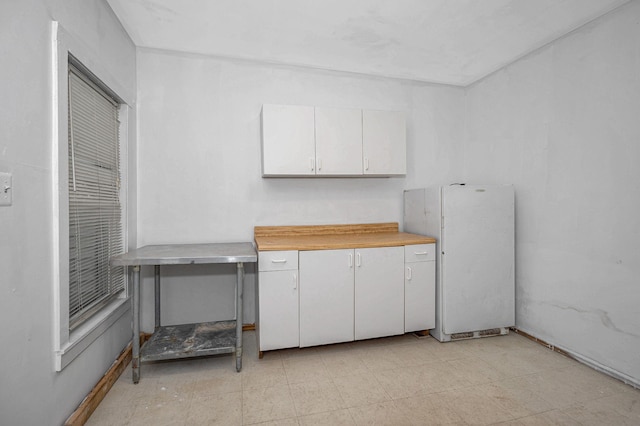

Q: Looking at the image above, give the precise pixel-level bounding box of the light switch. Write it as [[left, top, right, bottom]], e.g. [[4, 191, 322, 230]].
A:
[[0, 172, 12, 206]]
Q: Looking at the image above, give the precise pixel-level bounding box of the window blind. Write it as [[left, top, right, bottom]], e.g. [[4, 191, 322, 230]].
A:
[[68, 65, 124, 329]]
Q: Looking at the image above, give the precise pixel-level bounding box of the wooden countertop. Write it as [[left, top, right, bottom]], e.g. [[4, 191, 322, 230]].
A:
[[254, 223, 436, 251]]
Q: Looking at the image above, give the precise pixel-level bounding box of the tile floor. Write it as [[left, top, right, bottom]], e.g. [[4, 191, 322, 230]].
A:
[[87, 331, 639, 425]]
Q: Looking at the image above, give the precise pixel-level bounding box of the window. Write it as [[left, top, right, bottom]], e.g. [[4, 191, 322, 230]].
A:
[[53, 23, 133, 371], [67, 62, 125, 329]]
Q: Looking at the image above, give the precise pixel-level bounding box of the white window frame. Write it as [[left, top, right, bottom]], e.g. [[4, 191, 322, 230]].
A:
[[52, 22, 134, 371]]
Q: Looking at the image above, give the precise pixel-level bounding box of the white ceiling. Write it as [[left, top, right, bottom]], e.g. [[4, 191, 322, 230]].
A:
[[107, 0, 628, 86]]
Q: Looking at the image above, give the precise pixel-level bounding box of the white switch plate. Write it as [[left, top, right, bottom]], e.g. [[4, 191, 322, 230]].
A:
[[0, 172, 12, 206]]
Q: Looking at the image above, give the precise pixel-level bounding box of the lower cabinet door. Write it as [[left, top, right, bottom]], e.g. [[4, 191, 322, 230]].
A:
[[299, 249, 355, 347], [404, 260, 436, 332], [258, 270, 299, 351], [355, 246, 405, 340]]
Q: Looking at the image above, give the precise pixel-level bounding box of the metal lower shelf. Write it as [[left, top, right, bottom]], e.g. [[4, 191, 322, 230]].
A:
[[141, 320, 237, 362]]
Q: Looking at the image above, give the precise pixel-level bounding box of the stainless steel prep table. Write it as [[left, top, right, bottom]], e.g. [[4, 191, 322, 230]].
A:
[[110, 242, 257, 383]]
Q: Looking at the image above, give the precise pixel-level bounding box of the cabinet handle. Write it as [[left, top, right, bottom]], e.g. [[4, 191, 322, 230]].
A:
[[271, 259, 287, 263], [317, 158, 322, 171], [364, 157, 369, 171], [293, 273, 297, 290], [414, 252, 428, 256], [309, 157, 315, 171], [356, 252, 361, 267], [349, 253, 353, 267], [406, 266, 412, 280]]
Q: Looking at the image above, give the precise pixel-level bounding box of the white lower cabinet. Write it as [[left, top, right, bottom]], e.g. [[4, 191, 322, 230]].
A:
[[258, 243, 434, 352], [299, 249, 354, 347], [404, 244, 436, 332], [257, 251, 299, 351], [354, 246, 405, 340]]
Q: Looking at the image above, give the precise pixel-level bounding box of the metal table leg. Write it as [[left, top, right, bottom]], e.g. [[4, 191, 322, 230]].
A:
[[132, 265, 141, 384], [154, 265, 161, 330], [235, 262, 244, 372]]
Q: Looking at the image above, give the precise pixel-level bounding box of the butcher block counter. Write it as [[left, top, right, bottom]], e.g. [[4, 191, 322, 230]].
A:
[[254, 222, 435, 251]]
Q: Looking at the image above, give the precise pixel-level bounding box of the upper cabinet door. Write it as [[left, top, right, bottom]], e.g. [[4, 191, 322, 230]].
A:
[[315, 107, 363, 175], [362, 109, 406, 176], [262, 104, 316, 176]]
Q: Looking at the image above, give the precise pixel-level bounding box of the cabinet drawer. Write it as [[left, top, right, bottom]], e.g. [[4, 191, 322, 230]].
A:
[[404, 244, 435, 263], [259, 251, 298, 271]]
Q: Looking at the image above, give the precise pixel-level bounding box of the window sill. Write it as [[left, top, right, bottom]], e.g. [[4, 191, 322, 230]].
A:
[[55, 297, 130, 371]]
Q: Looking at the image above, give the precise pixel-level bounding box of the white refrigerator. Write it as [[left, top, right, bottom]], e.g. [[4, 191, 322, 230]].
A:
[[404, 185, 515, 342]]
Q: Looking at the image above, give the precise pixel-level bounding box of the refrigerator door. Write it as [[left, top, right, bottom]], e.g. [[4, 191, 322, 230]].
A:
[[441, 185, 514, 334]]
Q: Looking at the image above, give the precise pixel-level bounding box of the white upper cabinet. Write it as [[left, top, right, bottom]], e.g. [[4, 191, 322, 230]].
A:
[[362, 109, 406, 176], [314, 107, 363, 175], [261, 104, 316, 176], [261, 104, 405, 177]]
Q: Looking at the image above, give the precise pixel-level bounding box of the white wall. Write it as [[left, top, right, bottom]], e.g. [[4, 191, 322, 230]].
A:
[[0, 0, 136, 424], [136, 49, 465, 331], [464, 2, 640, 385]]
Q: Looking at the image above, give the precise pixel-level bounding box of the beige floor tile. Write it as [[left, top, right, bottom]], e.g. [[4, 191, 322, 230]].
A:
[[253, 418, 299, 426], [557, 363, 633, 398], [389, 341, 441, 367], [298, 409, 356, 425], [88, 330, 639, 426], [320, 350, 370, 378], [514, 371, 585, 409], [242, 368, 288, 390], [242, 384, 297, 424], [512, 410, 583, 425], [476, 348, 549, 379], [180, 371, 243, 398], [133, 377, 193, 407], [511, 345, 575, 371], [128, 396, 191, 426], [186, 391, 242, 425], [242, 356, 285, 371], [520, 366, 630, 409], [283, 355, 331, 384], [85, 404, 136, 426], [333, 372, 391, 407], [242, 360, 289, 390], [480, 380, 554, 417], [359, 346, 406, 371], [394, 393, 467, 425], [374, 360, 472, 400], [438, 387, 516, 425], [446, 356, 507, 385], [418, 361, 474, 393], [93, 380, 149, 409], [374, 367, 432, 399], [348, 401, 413, 425], [596, 388, 640, 420], [560, 399, 638, 426], [289, 379, 346, 416]]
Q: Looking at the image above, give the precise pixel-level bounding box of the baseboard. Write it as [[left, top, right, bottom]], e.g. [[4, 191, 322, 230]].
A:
[[510, 328, 572, 357], [511, 327, 639, 389], [64, 332, 151, 426]]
